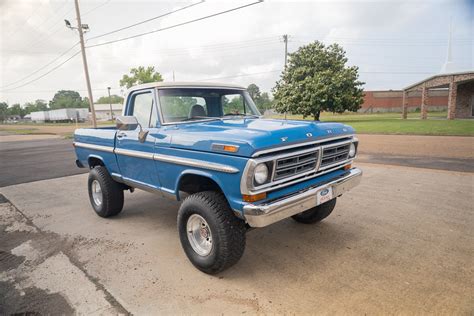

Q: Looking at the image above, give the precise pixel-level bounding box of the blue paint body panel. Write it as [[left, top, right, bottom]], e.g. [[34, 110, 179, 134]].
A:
[[74, 89, 356, 216], [166, 118, 354, 157]]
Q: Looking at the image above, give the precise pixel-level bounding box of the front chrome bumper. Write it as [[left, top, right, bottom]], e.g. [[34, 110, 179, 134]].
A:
[[243, 168, 363, 227]]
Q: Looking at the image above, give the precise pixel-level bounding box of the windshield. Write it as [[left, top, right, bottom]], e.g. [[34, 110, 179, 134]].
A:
[[157, 88, 261, 123]]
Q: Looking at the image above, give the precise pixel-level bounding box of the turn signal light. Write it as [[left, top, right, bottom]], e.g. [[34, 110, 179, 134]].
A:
[[223, 145, 239, 153], [344, 164, 352, 170], [243, 192, 266, 202]]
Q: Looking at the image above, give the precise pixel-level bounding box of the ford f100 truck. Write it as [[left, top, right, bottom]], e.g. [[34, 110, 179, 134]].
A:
[[73, 82, 362, 274]]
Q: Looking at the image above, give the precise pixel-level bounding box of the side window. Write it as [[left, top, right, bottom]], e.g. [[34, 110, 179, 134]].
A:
[[222, 94, 246, 115], [130, 92, 157, 128]]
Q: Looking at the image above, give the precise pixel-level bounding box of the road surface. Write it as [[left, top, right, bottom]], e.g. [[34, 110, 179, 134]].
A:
[[1, 134, 473, 188], [1, 163, 472, 314]]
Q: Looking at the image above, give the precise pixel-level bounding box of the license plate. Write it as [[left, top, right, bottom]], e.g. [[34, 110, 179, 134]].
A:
[[316, 187, 333, 205]]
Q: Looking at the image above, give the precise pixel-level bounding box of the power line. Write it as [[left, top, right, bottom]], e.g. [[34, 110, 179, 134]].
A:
[[0, 1, 264, 95], [82, 0, 112, 17], [1, 43, 80, 88], [0, 88, 122, 94], [13, 5, 76, 53], [87, 0, 204, 41], [198, 70, 281, 81], [86, 0, 264, 48], [92, 38, 281, 60], [0, 51, 81, 92], [293, 35, 472, 43], [360, 71, 435, 74]]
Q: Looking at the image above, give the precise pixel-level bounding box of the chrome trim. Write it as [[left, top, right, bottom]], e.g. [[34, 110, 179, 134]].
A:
[[320, 139, 352, 150], [241, 135, 358, 195], [122, 177, 168, 198], [242, 159, 354, 195], [241, 146, 322, 194], [251, 134, 355, 157], [318, 158, 354, 171], [153, 154, 239, 174], [73, 142, 114, 153], [114, 148, 154, 160], [243, 168, 362, 227]]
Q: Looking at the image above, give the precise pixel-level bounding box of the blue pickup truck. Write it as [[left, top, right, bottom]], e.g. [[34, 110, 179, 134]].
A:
[[74, 82, 362, 274]]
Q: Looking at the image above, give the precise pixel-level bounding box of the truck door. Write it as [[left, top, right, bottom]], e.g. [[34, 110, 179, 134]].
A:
[[115, 89, 161, 190]]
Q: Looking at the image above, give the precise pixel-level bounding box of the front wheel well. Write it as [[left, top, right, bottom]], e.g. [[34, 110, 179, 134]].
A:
[[177, 174, 222, 198]]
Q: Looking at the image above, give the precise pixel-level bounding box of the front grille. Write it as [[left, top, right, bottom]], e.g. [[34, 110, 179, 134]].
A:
[[273, 150, 318, 181], [320, 143, 350, 168]]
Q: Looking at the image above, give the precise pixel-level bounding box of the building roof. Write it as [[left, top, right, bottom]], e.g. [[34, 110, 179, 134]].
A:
[[404, 70, 474, 91], [125, 81, 246, 95]]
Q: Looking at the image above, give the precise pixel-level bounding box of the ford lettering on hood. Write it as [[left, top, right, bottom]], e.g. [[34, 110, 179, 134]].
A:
[[164, 118, 355, 157]]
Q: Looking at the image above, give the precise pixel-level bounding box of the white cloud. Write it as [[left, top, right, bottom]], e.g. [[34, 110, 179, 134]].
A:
[[1, 0, 472, 104]]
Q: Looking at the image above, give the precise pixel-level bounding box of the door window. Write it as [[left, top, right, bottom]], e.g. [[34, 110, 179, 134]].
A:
[[130, 92, 157, 128]]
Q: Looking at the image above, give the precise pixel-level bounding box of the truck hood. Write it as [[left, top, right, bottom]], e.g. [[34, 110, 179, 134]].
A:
[[165, 118, 355, 157]]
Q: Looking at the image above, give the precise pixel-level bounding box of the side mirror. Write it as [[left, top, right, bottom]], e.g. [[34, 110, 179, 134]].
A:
[[116, 116, 138, 131]]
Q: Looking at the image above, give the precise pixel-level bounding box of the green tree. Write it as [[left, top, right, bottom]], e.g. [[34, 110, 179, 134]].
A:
[[0, 102, 8, 121], [247, 84, 274, 113], [247, 83, 261, 101], [24, 99, 48, 114], [49, 90, 88, 109], [96, 94, 124, 104], [257, 92, 273, 113], [119, 66, 163, 89], [8, 103, 27, 117], [273, 41, 364, 120]]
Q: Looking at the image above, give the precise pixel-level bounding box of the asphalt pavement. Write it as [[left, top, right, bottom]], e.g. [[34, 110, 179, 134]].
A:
[[1, 163, 472, 314], [0, 137, 86, 187], [1, 135, 472, 188]]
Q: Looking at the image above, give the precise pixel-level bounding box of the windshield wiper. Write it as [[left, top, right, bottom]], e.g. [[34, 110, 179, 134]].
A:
[[222, 114, 260, 119], [181, 116, 218, 122]]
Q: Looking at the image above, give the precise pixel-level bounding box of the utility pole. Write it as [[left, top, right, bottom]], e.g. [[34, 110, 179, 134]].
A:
[[67, 0, 97, 128], [107, 87, 113, 120], [282, 34, 289, 120], [173, 71, 175, 82]]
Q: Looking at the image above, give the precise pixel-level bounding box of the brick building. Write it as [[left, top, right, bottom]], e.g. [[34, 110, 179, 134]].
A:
[[402, 71, 474, 119], [361, 90, 448, 113], [361, 71, 474, 119]]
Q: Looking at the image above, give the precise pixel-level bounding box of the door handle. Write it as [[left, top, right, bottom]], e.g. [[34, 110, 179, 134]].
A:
[[117, 132, 127, 139]]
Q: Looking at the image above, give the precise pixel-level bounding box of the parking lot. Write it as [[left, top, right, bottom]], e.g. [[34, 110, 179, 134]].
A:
[[1, 132, 473, 314]]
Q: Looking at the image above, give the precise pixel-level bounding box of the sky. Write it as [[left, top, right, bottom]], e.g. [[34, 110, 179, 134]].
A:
[[0, 0, 473, 105]]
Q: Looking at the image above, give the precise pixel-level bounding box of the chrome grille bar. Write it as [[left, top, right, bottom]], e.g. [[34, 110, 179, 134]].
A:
[[273, 149, 318, 181], [321, 143, 351, 168]]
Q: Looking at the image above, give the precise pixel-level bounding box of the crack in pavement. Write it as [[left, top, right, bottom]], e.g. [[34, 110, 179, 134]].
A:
[[0, 194, 130, 315]]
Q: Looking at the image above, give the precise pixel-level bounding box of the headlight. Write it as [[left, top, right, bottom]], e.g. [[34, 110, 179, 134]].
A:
[[348, 143, 356, 157], [254, 163, 269, 185]]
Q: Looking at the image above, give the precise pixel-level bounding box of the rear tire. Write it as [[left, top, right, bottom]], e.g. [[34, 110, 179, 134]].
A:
[[177, 191, 246, 274], [88, 166, 124, 218], [291, 198, 337, 224]]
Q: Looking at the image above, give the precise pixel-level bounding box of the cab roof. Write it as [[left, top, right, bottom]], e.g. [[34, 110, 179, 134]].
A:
[[127, 81, 246, 94]]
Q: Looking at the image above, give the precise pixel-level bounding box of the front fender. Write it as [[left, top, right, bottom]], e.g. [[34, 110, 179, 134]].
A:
[[174, 169, 225, 200]]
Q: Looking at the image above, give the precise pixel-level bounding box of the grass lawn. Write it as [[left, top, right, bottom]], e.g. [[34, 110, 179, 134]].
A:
[[1, 113, 473, 137], [271, 112, 474, 136], [0, 121, 113, 139]]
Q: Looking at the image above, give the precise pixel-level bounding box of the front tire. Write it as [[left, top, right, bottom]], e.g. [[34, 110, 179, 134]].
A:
[[88, 166, 124, 218], [291, 198, 337, 224], [177, 191, 246, 274]]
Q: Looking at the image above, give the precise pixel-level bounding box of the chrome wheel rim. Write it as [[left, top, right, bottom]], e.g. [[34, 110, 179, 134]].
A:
[[91, 180, 103, 206], [186, 214, 213, 256]]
